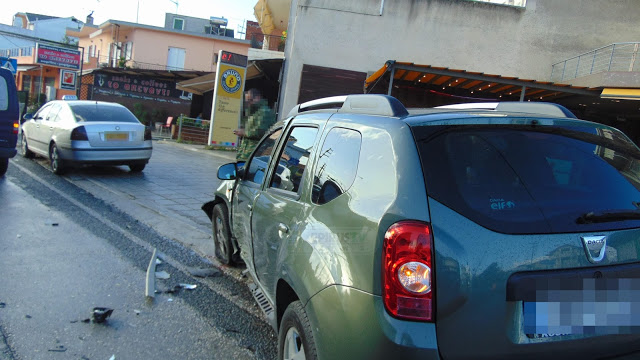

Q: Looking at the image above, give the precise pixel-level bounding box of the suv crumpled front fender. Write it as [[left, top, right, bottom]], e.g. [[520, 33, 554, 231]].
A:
[[202, 179, 236, 221]]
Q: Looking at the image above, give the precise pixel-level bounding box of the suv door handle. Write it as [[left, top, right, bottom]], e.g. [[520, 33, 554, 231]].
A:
[[278, 223, 289, 235]]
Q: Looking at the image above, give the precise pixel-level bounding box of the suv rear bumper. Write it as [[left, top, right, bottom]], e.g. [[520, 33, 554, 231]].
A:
[[305, 285, 440, 359], [0, 147, 17, 158]]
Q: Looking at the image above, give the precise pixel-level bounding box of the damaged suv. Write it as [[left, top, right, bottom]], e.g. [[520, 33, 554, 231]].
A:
[[204, 94, 640, 359]]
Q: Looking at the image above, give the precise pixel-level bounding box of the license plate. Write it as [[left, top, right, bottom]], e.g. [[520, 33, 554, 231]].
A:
[[105, 132, 128, 141], [523, 278, 640, 337]]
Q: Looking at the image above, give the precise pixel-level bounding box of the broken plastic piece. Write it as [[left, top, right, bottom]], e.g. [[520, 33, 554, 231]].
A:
[[156, 259, 163, 265], [187, 267, 221, 278], [109, 355, 116, 360], [92, 307, 114, 323], [167, 298, 173, 302], [155, 271, 170, 280], [48, 345, 67, 352], [179, 284, 197, 290]]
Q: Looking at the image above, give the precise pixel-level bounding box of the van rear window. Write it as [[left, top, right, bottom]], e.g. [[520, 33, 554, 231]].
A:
[[0, 77, 8, 111], [417, 124, 640, 234]]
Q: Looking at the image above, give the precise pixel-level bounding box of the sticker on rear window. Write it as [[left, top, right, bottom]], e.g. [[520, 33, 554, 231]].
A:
[[490, 198, 516, 210]]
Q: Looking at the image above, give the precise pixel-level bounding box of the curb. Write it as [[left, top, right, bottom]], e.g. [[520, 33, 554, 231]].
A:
[[152, 138, 237, 162]]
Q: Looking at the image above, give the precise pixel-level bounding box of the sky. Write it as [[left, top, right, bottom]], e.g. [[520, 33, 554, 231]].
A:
[[3, 0, 258, 38]]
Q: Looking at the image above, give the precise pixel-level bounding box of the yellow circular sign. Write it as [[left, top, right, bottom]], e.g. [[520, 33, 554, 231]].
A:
[[221, 69, 242, 93]]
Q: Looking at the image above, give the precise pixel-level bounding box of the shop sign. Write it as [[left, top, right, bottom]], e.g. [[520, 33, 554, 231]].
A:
[[35, 44, 81, 70]]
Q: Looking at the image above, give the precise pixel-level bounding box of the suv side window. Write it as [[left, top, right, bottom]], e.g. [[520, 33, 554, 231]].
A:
[[245, 129, 283, 185], [312, 128, 362, 204], [269, 126, 318, 194]]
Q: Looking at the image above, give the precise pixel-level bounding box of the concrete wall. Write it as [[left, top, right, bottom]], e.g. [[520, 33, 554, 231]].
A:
[[131, 29, 249, 71], [165, 13, 211, 33], [32, 18, 81, 43], [280, 0, 640, 115]]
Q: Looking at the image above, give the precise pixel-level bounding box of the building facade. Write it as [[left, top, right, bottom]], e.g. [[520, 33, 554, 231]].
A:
[[275, 0, 640, 115]]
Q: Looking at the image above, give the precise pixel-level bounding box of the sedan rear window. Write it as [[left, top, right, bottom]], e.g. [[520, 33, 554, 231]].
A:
[[71, 104, 140, 123], [417, 124, 640, 234]]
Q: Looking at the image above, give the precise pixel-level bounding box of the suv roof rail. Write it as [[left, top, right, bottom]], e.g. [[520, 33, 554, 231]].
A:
[[435, 101, 577, 118], [288, 94, 409, 118]]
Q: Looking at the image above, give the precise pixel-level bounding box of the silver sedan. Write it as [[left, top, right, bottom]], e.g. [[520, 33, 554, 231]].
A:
[[20, 100, 152, 174]]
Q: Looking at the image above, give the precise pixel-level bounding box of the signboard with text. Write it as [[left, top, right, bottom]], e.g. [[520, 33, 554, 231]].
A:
[[35, 43, 81, 70], [93, 73, 190, 104], [208, 50, 248, 147]]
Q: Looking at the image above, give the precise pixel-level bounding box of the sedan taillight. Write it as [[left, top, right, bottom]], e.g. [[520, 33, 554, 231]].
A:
[[71, 126, 88, 140], [144, 127, 152, 141], [383, 221, 434, 321], [13, 121, 19, 135]]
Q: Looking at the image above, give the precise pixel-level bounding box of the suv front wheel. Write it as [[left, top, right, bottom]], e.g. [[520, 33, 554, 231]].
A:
[[278, 301, 317, 360], [212, 203, 237, 265]]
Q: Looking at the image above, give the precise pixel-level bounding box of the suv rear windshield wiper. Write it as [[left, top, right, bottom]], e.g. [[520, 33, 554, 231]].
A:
[[576, 210, 640, 224]]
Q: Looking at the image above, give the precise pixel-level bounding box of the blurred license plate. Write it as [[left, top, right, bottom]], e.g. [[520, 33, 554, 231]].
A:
[[523, 278, 640, 337], [105, 132, 128, 141]]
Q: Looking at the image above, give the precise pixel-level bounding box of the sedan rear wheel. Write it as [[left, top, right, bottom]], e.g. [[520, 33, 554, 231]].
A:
[[129, 163, 146, 172], [20, 132, 34, 158], [49, 143, 66, 175], [278, 301, 317, 360]]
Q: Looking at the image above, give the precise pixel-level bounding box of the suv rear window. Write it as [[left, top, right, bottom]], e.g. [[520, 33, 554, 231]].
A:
[[416, 123, 640, 234]]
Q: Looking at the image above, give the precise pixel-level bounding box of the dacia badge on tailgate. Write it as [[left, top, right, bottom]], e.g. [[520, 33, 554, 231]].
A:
[[581, 236, 607, 263]]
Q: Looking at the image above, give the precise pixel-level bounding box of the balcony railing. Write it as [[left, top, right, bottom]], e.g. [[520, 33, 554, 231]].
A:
[[249, 33, 286, 52], [551, 42, 640, 82], [87, 55, 202, 72]]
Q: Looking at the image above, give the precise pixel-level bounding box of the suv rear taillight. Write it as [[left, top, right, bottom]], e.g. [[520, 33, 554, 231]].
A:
[[71, 126, 88, 140], [13, 121, 19, 135], [383, 221, 434, 321], [144, 127, 152, 141]]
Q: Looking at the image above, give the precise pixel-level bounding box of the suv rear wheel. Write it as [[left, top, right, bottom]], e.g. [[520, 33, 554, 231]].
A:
[[278, 301, 317, 360]]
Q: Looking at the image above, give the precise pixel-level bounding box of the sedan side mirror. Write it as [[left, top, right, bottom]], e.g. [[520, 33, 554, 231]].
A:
[[22, 113, 34, 122], [217, 163, 238, 180]]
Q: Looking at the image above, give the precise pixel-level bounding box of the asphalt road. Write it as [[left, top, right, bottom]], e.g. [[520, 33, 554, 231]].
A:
[[0, 149, 277, 359]]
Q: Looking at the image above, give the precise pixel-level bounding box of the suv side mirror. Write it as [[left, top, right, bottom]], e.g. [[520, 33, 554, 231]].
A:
[[217, 162, 240, 180]]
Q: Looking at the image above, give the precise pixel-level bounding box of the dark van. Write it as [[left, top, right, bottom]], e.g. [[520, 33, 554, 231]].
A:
[[0, 67, 18, 176]]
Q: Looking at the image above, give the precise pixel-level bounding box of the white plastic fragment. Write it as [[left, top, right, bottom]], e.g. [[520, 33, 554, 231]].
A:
[[155, 271, 170, 280], [179, 284, 197, 290]]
